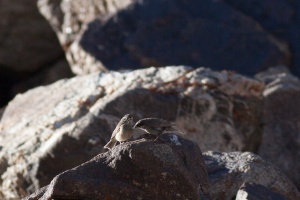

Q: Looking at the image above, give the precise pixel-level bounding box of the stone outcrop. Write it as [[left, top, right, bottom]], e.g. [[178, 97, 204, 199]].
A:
[[255, 66, 300, 189], [25, 149, 300, 200], [37, 0, 289, 75], [223, 0, 300, 76], [0, 0, 71, 107], [0, 66, 264, 199], [0, 0, 64, 73], [204, 151, 300, 200], [24, 134, 210, 200], [236, 182, 287, 200]]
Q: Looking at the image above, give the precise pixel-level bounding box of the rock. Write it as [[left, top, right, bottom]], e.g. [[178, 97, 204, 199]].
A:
[[223, 0, 300, 76], [236, 182, 287, 200], [0, 66, 264, 198], [38, 0, 289, 75], [203, 151, 300, 200], [255, 66, 300, 189], [23, 186, 47, 200], [25, 149, 300, 200], [24, 134, 210, 200], [0, 0, 71, 108], [0, 107, 4, 120], [11, 59, 73, 96], [0, 0, 64, 72]]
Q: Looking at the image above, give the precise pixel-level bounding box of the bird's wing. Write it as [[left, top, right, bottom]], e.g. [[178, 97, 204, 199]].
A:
[[110, 121, 122, 139]]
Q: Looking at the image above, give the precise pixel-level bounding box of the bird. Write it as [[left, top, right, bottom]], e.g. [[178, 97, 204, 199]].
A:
[[104, 114, 134, 149], [133, 118, 185, 139]]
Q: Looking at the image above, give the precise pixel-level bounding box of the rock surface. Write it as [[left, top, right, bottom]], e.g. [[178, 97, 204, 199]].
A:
[[0, 0, 64, 72], [37, 0, 289, 75], [223, 0, 300, 76], [25, 150, 300, 200], [0, 0, 72, 107], [0, 66, 264, 199], [204, 151, 300, 200], [236, 182, 287, 200], [24, 134, 210, 200], [255, 66, 300, 189]]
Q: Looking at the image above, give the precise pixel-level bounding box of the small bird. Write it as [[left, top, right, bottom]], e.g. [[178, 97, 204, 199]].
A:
[[133, 118, 185, 139], [104, 114, 134, 149]]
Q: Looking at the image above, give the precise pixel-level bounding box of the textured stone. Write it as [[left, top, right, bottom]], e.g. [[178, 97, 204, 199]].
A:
[[11, 59, 73, 96], [0, 0, 64, 72], [38, 0, 289, 75], [223, 0, 300, 76], [255, 66, 300, 189], [0, 66, 263, 199], [203, 151, 300, 200], [24, 134, 210, 200], [236, 182, 287, 200]]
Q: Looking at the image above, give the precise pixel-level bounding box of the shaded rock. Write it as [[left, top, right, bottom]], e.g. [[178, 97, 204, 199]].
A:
[[0, 66, 263, 198], [203, 151, 300, 200], [0, 0, 71, 107], [223, 0, 300, 76], [11, 59, 73, 96], [38, 0, 289, 75], [0, 0, 64, 72], [25, 134, 210, 200], [0, 107, 4, 120], [236, 182, 287, 200], [255, 66, 300, 189]]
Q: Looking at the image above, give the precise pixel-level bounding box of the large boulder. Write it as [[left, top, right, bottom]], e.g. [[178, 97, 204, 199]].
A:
[[24, 134, 210, 200], [236, 182, 287, 200], [25, 150, 300, 200], [0, 66, 263, 199], [255, 66, 300, 189], [37, 0, 289, 75], [0, 0, 71, 107], [0, 0, 64, 72], [204, 151, 300, 200], [223, 0, 300, 76]]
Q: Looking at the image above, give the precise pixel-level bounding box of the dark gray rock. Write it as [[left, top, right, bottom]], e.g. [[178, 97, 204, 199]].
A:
[[38, 0, 289, 75], [24, 134, 210, 200], [236, 182, 287, 200], [0, 0, 64, 72], [0, 0, 71, 107], [203, 151, 300, 200], [223, 0, 300, 76]]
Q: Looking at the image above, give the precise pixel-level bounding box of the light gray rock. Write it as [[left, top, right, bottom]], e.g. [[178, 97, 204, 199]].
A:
[[255, 66, 300, 189], [0, 66, 264, 199], [203, 151, 300, 200]]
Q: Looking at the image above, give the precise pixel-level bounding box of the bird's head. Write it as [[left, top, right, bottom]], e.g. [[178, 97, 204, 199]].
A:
[[133, 120, 145, 129], [122, 114, 133, 124]]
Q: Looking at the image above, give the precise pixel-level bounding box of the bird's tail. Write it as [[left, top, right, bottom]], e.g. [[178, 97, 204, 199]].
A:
[[104, 140, 117, 149]]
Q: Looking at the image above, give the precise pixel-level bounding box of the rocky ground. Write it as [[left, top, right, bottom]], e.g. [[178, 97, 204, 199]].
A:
[[1, 0, 300, 199]]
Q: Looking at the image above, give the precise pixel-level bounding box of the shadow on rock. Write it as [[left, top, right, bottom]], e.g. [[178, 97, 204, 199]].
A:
[[24, 134, 210, 200]]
